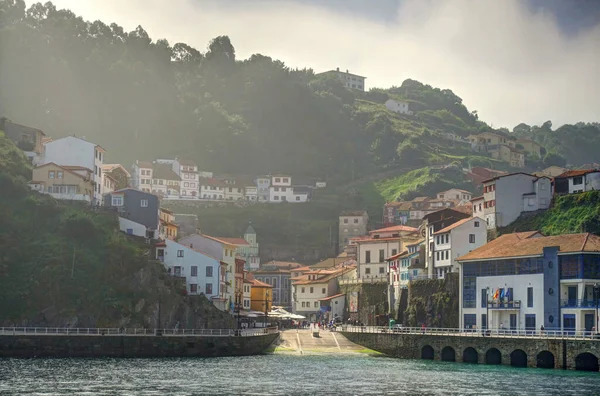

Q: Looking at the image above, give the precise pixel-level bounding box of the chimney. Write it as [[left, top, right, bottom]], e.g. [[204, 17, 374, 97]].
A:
[[346, 69, 349, 73], [336, 67, 339, 72]]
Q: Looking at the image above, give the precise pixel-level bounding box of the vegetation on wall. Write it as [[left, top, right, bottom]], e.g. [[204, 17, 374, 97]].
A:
[[499, 191, 600, 236], [404, 275, 459, 328]]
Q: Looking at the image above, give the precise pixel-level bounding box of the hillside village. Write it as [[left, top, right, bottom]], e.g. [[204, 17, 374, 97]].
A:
[[3, 110, 600, 334]]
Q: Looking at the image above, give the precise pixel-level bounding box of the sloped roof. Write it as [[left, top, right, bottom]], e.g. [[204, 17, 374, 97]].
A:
[[102, 164, 131, 178], [481, 172, 535, 184], [318, 293, 345, 302], [340, 210, 368, 216], [136, 161, 153, 169], [292, 266, 355, 285], [439, 188, 472, 195], [457, 232, 600, 261], [178, 159, 197, 166], [246, 223, 256, 235], [153, 163, 180, 181], [433, 217, 482, 235], [369, 225, 418, 234], [555, 169, 600, 179], [217, 237, 250, 246], [386, 250, 408, 261]]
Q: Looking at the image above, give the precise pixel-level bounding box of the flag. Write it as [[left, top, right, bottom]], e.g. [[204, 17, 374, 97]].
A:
[[493, 288, 499, 300], [500, 288, 506, 299], [505, 288, 511, 299]]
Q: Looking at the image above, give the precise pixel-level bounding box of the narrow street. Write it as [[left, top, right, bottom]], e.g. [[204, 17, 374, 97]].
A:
[[275, 329, 367, 354]]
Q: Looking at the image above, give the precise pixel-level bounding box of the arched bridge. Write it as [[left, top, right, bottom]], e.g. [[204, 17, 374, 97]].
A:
[[341, 327, 600, 371]]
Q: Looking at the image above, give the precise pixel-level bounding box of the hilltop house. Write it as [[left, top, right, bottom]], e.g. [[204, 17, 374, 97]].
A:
[[316, 67, 366, 91], [256, 176, 271, 202], [554, 169, 600, 194], [385, 99, 412, 115], [40, 136, 106, 204], [30, 162, 94, 202], [457, 231, 600, 334], [199, 178, 226, 200], [437, 189, 472, 202], [102, 164, 131, 191], [481, 173, 552, 230], [468, 132, 525, 168], [158, 207, 179, 241], [516, 138, 543, 157], [103, 188, 160, 239], [218, 223, 261, 271], [1, 118, 46, 155], [338, 210, 369, 251]]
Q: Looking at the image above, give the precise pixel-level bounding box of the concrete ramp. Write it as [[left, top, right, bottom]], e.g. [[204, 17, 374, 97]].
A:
[[273, 329, 370, 355]]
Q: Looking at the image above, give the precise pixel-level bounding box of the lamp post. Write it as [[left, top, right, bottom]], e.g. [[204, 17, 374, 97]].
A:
[[486, 286, 490, 333], [264, 290, 270, 328]]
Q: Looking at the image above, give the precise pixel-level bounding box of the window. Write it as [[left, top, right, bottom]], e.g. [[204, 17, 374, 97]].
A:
[[296, 196, 300, 201], [525, 314, 536, 331], [353, 219, 359, 224], [527, 287, 533, 307], [177, 250, 184, 257], [275, 178, 281, 183], [469, 234, 475, 243], [445, 250, 449, 260], [392, 249, 397, 256], [314, 302, 318, 308], [573, 176, 583, 185], [191, 266, 198, 277], [474, 221, 480, 227], [310, 287, 314, 293], [481, 288, 487, 308], [283, 178, 289, 183], [272, 278, 277, 288], [56, 171, 64, 179], [301, 287, 305, 293], [274, 196, 279, 200], [111, 195, 123, 206], [379, 267, 385, 274], [436, 251, 440, 261], [184, 182, 189, 187], [343, 219, 348, 224], [379, 249, 385, 262], [365, 251, 371, 263], [190, 284, 197, 293], [205, 283, 213, 294], [48, 170, 55, 179], [365, 268, 371, 275], [302, 302, 306, 308], [464, 314, 476, 330], [140, 199, 148, 207]]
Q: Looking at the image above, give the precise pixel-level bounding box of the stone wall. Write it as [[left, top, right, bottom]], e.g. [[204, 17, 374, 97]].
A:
[[0, 333, 278, 358], [340, 283, 388, 325], [403, 273, 459, 328], [341, 331, 600, 370]]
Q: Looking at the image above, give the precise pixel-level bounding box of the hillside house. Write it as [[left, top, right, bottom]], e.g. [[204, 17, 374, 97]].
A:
[[316, 67, 366, 91], [30, 162, 94, 202], [385, 99, 412, 115], [554, 169, 600, 194], [103, 188, 160, 239]]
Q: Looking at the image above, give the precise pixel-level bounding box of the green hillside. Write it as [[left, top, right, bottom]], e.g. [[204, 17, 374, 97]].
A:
[[499, 191, 600, 236], [0, 132, 232, 328]]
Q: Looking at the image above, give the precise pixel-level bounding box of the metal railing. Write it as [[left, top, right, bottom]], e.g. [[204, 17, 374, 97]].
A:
[[487, 300, 521, 309], [339, 325, 600, 340], [560, 299, 599, 309], [0, 327, 279, 337]]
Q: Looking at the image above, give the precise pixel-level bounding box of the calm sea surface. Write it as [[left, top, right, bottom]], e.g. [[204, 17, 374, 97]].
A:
[[1, 354, 600, 395]]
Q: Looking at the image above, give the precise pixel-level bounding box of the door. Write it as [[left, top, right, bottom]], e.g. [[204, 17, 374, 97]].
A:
[[585, 314, 594, 332], [174, 266, 182, 277], [525, 314, 536, 334], [481, 314, 487, 330], [510, 314, 517, 331], [563, 314, 576, 335], [568, 286, 578, 307]]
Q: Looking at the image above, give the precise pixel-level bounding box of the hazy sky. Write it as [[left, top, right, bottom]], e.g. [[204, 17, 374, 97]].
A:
[[41, 0, 600, 129]]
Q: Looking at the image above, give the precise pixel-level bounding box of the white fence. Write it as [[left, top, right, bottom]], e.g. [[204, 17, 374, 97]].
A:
[[0, 327, 279, 337], [340, 325, 600, 341]]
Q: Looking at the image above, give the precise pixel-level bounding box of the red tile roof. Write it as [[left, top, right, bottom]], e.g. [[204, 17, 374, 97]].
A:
[[136, 161, 153, 169], [457, 232, 600, 261], [433, 217, 481, 235], [386, 250, 408, 261], [471, 196, 484, 201], [369, 225, 419, 234], [555, 169, 600, 179], [250, 278, 273, 288], [199, 177, 228, 187], [318, 293, 346, 302], [481, 172, 535, 184]]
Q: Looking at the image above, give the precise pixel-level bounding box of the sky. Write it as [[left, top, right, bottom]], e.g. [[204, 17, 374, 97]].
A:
[[39, 0, 600, 129]]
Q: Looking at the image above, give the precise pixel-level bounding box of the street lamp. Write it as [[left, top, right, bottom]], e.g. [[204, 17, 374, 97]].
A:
[[264, 290, 270, 328], [486, 286, 490, 333]]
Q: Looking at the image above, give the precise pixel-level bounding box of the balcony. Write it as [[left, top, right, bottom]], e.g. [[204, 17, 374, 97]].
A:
[[487, 300, 521, 309], [561, 299, 598, 309]]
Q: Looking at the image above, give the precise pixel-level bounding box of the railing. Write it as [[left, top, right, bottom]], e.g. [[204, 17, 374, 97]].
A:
[[560, 299, 599, 309], [0, 327, 279, 337], [339, 325, 600, 340], [487, 300, 521, 309], [339, 277, 387, 285]]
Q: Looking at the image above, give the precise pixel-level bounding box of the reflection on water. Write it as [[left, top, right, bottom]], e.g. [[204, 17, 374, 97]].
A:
[[1, 354, 600, 395]]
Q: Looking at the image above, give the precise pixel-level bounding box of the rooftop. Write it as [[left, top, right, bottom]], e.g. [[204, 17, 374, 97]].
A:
[[153, 163, 181, 181], [369, 225, 419, 234], [457, 232, 600, 261], [318, 293, 346, 302], [482, 172, 535, 184], [555, 169, 600, 179], [433, 217, 481, 235], [216, 237, 250, 246], [340, 210, 368, 217]]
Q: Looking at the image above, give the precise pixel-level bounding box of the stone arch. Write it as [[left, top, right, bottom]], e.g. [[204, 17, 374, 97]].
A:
[[462, 347, 478, 364], [536, 351, 555, 369], [575, 352, 599, 372], [421, 345, 434, 360], [510, 349, 528, 368], [441, 346, 456, 362], [485, 348, 502, 365]]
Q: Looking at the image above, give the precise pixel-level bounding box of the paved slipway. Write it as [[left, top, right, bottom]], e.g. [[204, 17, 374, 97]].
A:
[[273, 329, 369, 355]]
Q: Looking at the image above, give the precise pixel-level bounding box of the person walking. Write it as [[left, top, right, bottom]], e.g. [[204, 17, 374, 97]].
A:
[[421, 323, 426, 334]]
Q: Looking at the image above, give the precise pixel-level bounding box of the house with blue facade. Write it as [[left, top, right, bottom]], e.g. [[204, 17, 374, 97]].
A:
[[103, 188, 159, 239], [457, 232, 600, 334]]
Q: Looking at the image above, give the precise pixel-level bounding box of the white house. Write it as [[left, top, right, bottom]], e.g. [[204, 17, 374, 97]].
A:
[[40, 136, 106, 204], [482, 173, 552, 230], [172, 159, 199, 198], [292, 266, 356, 321], [155, 239, 221, 302], [256, 176, 271, 202], [178, 234, 238, 310], [432, 217, 487, 278], [199, 178, 226, 200], [269, 174, 294, 202], [244, 185, 258, 201], [317, 67, 366, 91], [221, 176, 245, 201], [385, 99, 412, 115], [131, 160, 153, 193], [457, 231, 600, 334], [555, 169, 600, 194], [437, 189, 472, 202]]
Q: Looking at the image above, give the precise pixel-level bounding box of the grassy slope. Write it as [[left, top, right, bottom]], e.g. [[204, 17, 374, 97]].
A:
[[499, 191, 600, 235]]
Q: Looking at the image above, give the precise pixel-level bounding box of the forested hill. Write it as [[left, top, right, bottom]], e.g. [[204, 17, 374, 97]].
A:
[[1, 1, 597, 182]]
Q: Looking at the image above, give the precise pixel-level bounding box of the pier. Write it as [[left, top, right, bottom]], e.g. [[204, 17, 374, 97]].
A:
[[0, 327, 279, 358], [341, 326, 600, 371]]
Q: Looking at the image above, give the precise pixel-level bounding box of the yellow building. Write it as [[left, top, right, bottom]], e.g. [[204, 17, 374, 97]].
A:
[[249, 275, 273, 313], [468, 131, 515, 148], [489, 144, 525, 168], [516, 138, 543, 158], [30, 162, 94, 202], [159, 207, 178, 240]]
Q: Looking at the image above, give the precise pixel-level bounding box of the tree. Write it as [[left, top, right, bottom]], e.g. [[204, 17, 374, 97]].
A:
[[543, 151, 567, 168]]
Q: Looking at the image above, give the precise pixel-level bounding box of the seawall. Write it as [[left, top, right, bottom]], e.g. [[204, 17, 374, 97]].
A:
[[341, 331, 600, 370], [0, 333, 278, 358]]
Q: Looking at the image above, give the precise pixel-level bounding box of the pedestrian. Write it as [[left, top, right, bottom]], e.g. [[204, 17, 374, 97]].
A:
[[421, 323, 426, 334], [174, 321, 180, 334], [540, 325, 545, 335]]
